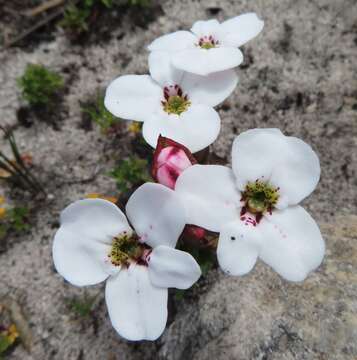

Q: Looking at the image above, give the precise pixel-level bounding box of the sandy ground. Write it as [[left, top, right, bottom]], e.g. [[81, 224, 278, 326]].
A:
[[0, 0, 357, 359]]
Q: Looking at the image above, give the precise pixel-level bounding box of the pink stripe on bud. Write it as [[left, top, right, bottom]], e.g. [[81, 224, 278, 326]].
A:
[[152, 135, 197, 189]]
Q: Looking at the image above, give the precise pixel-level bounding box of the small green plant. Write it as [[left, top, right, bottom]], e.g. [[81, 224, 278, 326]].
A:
[[0, 126, 44, 195], [17, 64, 63, 106], [60, 2, 92, 33], [67, 294, 97, 318], [60, 0, 150, 34], [0, 198, 30, 241], [82, 94, 119, 132], [60, 0, 114, 33], [109, 157, 150, 193], [0, 324, 19, 358]]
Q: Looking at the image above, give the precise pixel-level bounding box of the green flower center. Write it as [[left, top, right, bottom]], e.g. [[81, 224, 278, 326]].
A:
[[162, 85, 191, 115], [198, 35, 219, 49], [163, 95, 191, 115], [200, 42, 216, 49], [242, 180, 280, 215], [108, 231, 147, 267]]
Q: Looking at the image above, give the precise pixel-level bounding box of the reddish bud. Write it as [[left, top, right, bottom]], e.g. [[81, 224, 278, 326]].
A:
[[152, 135, 197, 189], [184, 225, 207, 240]]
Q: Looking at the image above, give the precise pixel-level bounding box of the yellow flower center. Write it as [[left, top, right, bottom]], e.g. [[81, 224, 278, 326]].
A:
[[198, 35, 219, 49], [242, 180, 279, 215], [162, 85, 191, 115], [108, 231, 148, 267]]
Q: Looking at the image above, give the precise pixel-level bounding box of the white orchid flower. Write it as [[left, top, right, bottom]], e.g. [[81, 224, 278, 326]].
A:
[[52, 183, 201, 341], [148, 13, 264, 76], [104, 51, 238, 153], [175, 129, 325, 282]]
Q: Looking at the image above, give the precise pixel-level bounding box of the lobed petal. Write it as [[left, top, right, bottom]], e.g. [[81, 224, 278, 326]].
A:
[[172, 47, 243, 76], [181, 69, 238, 107], [231, 128, 320, 206], [126, 183, 186, 248], [148, 245, 201, 289], [191, 19, 221, 38], [259, 206, 325, 282], [149, 51, 184, 87], [104, 75, 162, 121], [105, 265, 168, 341], [142, 104, 220, 153], [217, 220, 262, 276], [175, 165, 241, 232], [148, 31, 196, 52], [220, 13, 264, 47], [53, 199, 131, 286], [270, 136, 320, 207]]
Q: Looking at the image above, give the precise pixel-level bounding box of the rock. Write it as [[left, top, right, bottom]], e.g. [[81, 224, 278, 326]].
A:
[[158, 216, 357, 360]]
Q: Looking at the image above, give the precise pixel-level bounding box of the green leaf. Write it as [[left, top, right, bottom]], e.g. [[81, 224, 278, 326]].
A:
[[0, 335, 12, 354], [109, 157, 151, 193], [82, 94, 119, 132]]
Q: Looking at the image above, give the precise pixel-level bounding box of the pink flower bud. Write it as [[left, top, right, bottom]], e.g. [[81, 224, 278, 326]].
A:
[[152, 136, 196, 189], [184, 225, 207, 240]]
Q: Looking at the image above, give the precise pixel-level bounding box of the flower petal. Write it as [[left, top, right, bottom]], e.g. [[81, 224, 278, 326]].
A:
[[53, 199, 131, 286], [105, 265, 168, 341], [148, 31, 197, 52], [147, 245, 201, 289], [231, 128, 284, 189], [172, 47, 243, 76], [126, 183, 186, 248], [175, 165, 241, 232], [142, 104, 220, 153], [149, 51, 184, 87], [191, 19, 221, 38], [181, 69, 238, 107], [259, 206, 325, 282], [217, 220, 262, 276], [231, 128, 320, 206], [104, 75, 162, 121], [270, 136, 320, 207], [220, 13, 264, 47]]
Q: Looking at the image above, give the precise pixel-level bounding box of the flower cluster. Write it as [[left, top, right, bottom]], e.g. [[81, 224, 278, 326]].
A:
[[53, 13, 325, 343]]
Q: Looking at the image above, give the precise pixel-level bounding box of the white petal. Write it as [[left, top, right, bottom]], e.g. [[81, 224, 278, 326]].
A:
[[172, 47, 243, 76], [126, 183, 186, 248], [148, 245, 201, 289], [231, 128, 284, 189], [104, 75, 162, 121], [149, 51, 184, 87], [270, 136, 320, 207], [259, 206, 325, 282], [175, 165, 241, 232], [105, 265, 168, 341], [142, 104, 220, 153], [231, 128, 320, 205], [181, 69, 238, 107], [220, 13, 264, 47], [191, 19, 221, 38], [148, 31, 196, 52], [217, 220, 262, 276], [53, 199, 131, 286]]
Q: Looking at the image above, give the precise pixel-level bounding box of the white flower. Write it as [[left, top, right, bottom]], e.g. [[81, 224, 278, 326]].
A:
[[175, 129, 325, 282], [52, 183, 201, 341], [148, 13, 264, 76], [104, 51, 238, 153]]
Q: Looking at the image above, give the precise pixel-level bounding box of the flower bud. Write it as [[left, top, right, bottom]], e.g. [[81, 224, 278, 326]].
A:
[[184, 225, 207, 240], [152, 135, 196, 189]]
